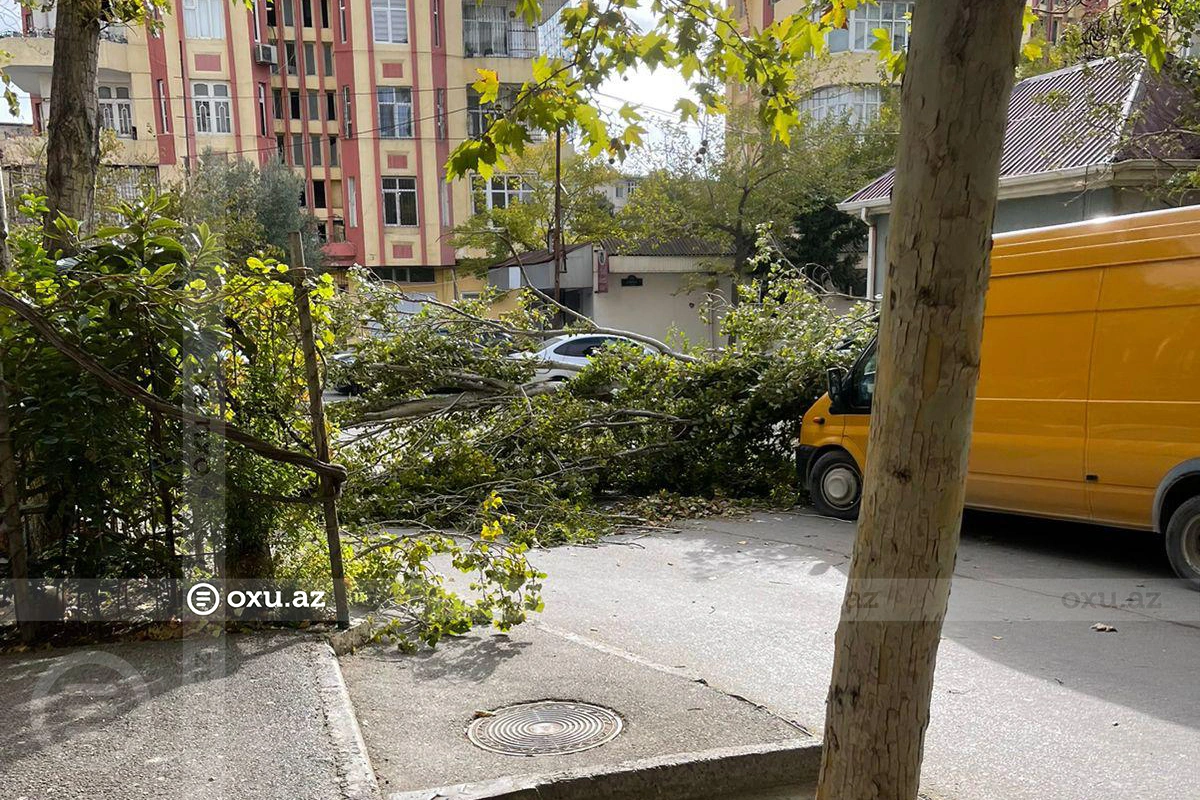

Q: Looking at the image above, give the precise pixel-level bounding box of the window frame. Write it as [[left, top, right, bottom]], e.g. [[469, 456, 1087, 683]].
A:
[[381, 176, 419, 227]]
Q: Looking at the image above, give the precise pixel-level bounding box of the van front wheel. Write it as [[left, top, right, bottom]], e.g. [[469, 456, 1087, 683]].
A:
[[809, 451, 862, 521], [1165, 496, 1200, 590]]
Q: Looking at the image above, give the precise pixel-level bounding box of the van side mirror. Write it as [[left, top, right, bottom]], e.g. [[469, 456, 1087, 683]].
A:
[[826, 366, 848, 405]]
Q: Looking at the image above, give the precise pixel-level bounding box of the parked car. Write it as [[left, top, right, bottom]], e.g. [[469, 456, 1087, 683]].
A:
[[513, 334, 657, 382]]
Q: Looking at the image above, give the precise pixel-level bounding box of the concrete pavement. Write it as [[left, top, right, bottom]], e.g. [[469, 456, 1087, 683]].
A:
[[0, 634, 375, 800], [340, 624, 812, 797], [524, 509, 1200, 800]]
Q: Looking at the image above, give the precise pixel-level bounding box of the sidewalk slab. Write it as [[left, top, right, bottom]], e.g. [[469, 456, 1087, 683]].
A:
[[339, 624, 811, 796], [0, 634, 373, 800]]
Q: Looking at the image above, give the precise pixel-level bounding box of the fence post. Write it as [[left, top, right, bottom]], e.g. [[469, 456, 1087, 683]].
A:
[[287, 231, 350, 630]]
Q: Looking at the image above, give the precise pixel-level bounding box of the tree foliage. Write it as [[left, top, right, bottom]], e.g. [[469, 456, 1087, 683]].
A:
[[451, 142, 623, 265], [615, 110, 895, 277], [170, 155, 326, 269], [0, 196, 540, 644]]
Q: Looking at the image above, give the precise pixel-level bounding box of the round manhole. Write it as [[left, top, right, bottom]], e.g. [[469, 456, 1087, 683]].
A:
[[466, 700, 624, 756]]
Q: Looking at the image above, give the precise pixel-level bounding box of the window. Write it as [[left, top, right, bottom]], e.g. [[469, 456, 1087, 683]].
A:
[[467, 84, 518, 137], [156, 79, 170, 132], [347, 176, 358, 226], [472, 174, 532, 212], [382, 176, 418, 226], [257, 83, 268, 135], [289, 90, 302, 119], [292, 134, 305, 165], [326, 90, 337, 121], [183, 0, 225, 38], [302, 0, 313, 26], [851, 2, 912, 51], [193, 82, 232, 134], [276, 134, 285, 159], [847, 344, 877, 410], [343, 87, 353, 136], [800, 85, 884, 126], [273, 88, 282, 119], [311, 133, 323, 166], [320, 0, 330, 27], [313, 179, 326, 208], [338, 0, 347, 41], [372, 0, 408, 43], [435, 88, 446, 140], [329, 135, 339, 166], [371, 266, 436, 282], [463, 2, 536, 56], [432, 0, 440, 46], [377, 87, 413, 138], [282, 0, 294, 26], [307, 90, 319, 120], [304, 42, 316, 75], [285, 41, 298, 74], [323, 42, 334, 74], [463, 2, 506, 56], [553, 337, 623, 358], [266, 0, 277, 26], [99, 86, 133, 138]]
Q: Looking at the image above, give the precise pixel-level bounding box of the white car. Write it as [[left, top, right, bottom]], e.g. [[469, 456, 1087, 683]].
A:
[[514, 334, 656, 382]]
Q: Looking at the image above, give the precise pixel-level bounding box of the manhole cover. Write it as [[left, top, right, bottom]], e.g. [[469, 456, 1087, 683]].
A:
[[466, 700, 623, 756]]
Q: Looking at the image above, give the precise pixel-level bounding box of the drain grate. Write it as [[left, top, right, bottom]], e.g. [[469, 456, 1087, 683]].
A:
[[466, 700, 624, 756]]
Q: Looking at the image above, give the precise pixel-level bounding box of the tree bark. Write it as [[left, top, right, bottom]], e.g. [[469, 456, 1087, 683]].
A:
[[44, 0, 102, 242], [815, 3, 1026, 799]]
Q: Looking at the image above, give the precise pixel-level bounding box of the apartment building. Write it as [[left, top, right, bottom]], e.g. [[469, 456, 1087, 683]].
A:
[[1, 0, 553, 300], [730, 1, 1111, 125]]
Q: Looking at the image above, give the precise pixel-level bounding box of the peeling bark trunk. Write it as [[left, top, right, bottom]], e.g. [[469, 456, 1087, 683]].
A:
[[815, 3, 1026, 799], [44, 0, 102, 242]]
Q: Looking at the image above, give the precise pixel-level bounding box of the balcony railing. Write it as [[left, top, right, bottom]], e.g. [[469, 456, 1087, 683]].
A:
[[462, 20, 538, 58]]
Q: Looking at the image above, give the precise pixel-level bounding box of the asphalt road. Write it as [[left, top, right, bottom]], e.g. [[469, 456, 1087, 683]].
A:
[[527, 509, 1200, 800]]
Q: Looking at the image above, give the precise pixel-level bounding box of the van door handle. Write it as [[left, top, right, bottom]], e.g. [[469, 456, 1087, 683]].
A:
[[813, 416, 826, 425], [1085, 474, 1098, 482]]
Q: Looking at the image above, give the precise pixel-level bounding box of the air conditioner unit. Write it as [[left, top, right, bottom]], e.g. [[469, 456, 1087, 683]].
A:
[[253, 43, 277, 66]]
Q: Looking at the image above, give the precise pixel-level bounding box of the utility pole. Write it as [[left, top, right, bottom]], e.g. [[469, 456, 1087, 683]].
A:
[[287, 232, 350, 630], [553, 125, 564, 325], [0, 163, 36, 643]]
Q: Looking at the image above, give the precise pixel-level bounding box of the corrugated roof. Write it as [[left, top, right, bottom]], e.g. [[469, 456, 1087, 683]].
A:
[[843, 56, 1200, 207], [490, 242, 592, 268], [600, 237, 733, 257]]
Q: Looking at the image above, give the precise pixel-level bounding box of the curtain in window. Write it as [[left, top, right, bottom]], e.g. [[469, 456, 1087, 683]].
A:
[[184, 0, 226, 39], [463, 3, 508, 55], [372, 0, 408, 43]]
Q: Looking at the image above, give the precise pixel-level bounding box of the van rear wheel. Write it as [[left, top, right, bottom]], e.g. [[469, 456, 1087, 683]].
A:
[[1165, 496, 1200, 590], [809, 450, 862, 521]]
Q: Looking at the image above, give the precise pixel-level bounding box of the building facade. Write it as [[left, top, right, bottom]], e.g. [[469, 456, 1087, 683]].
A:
[[2, 0, 544, 300], [730, 1, 1113, 125]]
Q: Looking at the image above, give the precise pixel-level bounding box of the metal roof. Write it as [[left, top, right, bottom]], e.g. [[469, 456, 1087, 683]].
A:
[[843, 56, 1200, 207], [599, 237, 733, 257]]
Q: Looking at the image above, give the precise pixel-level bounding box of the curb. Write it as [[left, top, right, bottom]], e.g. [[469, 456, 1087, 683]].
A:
[[317, 642, 382, 800], [386, 738, 822, 800]]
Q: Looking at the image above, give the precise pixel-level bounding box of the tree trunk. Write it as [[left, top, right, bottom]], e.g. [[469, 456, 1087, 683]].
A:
[[44, 0, 102, 242], [815, 3, 1025, 799]]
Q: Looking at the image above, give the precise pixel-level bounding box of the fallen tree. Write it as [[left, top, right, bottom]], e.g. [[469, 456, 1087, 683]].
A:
[[331, 236, 876, 545]]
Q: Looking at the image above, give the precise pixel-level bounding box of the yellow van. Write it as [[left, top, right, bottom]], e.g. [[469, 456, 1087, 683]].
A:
[[797, 204, 1200, 587]]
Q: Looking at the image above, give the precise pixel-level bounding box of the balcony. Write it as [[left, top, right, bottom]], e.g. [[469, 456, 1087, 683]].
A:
[[462, 3, 538, 58]]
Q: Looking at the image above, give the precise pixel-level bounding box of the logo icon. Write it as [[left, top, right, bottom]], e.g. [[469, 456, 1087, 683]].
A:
[[186, 582, 221, 616]]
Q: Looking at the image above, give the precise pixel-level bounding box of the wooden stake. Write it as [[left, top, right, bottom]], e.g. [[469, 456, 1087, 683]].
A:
[[288, 231, 350, 630]]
